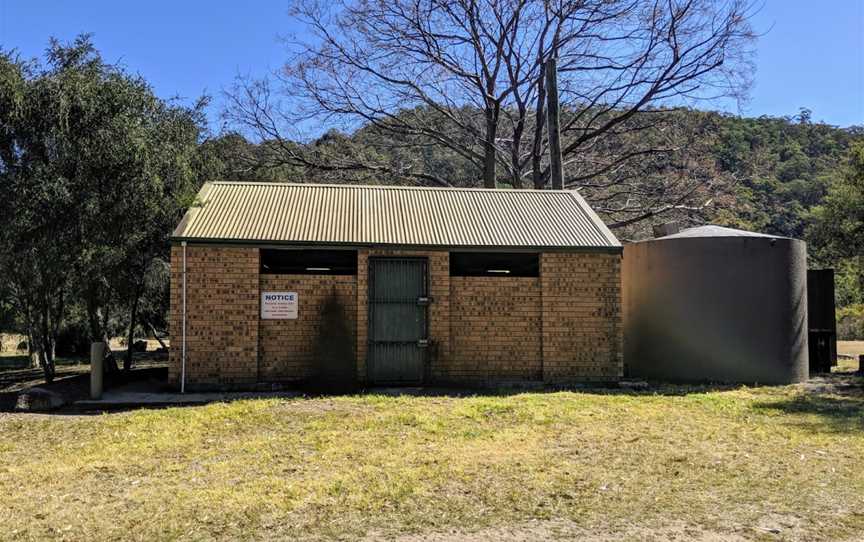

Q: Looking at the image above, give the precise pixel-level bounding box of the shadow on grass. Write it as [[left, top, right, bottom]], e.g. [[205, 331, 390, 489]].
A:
[[8, 361, 862, 419], [753, 372, 864, 433], [70, 381, 753, 414]]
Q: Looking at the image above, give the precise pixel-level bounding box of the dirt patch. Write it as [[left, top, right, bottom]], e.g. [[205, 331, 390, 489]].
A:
[[272, 397, 375, 417], [365, 517, 814, 541]]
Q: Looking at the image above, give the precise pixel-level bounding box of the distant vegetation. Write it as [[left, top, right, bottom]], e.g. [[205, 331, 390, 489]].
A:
[[211, 106, 863, 240]]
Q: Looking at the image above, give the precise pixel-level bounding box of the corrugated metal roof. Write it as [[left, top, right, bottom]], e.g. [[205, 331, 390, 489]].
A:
[[172, 182, 621, 250]]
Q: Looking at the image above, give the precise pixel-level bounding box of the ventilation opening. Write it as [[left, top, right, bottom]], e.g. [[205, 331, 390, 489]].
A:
[[260, 249, 358, 275], [449, 252, 539, 277]]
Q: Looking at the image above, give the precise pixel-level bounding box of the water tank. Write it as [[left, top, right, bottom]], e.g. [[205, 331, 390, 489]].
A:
[[623, 225, 808, 384]]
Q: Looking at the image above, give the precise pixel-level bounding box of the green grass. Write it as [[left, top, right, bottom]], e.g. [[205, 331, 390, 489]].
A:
[[2, 378, 864, 541]]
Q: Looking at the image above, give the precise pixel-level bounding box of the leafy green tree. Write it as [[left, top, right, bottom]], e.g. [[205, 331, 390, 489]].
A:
[[709, 111, 859, 240], [808, 141, 864, 337], [808, 141, 864, 261], [0, 35, 204, 380]]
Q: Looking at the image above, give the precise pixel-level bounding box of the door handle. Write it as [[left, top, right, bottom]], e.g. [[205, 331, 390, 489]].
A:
[[417, 339, 429, 348], [416, 296, 430, 306]]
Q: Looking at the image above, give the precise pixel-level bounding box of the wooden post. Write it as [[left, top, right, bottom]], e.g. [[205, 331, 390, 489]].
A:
[[90, 342, 105, 400], [545, 56, 564, 190]]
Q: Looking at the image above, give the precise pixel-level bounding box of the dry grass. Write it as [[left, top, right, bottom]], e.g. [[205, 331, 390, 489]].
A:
[[0, 333, 27, 355], [1, 377, 863, 541], [838, 340, 864, 359]]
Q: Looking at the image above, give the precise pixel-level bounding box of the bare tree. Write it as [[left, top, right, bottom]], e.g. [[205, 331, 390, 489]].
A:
[[581, 109, 738, 233], [226, 0, 756, 226]]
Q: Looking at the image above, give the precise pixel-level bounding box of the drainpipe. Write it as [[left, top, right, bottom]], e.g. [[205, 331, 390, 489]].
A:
[[181, 241, 187, 394]]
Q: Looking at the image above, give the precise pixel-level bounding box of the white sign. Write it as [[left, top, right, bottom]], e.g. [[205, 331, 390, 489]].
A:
[[261, 291, 298, 319]]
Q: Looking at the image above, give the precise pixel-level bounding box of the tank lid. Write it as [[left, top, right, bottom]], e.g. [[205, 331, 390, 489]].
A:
[[653, 225, 793, 240]]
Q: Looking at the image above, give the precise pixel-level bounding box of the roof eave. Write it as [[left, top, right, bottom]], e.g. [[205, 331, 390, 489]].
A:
[[168, 236, 623, 253]]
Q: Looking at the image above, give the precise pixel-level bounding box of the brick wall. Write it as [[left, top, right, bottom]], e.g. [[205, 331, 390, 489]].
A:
[[258, 274, 357, 382], [169, 245, 622, 389], [168, 245, 259, 389], [446, 277, 542, 382], [541, 252, 622, 382]]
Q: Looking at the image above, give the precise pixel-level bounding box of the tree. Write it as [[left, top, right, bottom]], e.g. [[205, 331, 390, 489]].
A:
[[0, 36, 204, 381], [227, 0, 755, 227], [0, 48, 79, 381], [808, 141, 864, 305]]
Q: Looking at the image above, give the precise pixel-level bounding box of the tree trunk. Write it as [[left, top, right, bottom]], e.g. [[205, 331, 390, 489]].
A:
[[482, 103, 500, 188], [85, 282, 106, 343], [36, 322, 55, 384], [85, 281, 114, 364], [39, 342, 55, 383], [509, 105, 526, 189], [23, 305, 39, 369], [37, 294, 61, 383], [858, 254, 864, 304], [148, 322, 168, 350], [26, 328, 39, 369], [124, 283, 143, 371]]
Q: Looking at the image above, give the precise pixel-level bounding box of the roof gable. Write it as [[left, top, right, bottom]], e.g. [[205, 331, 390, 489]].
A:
[[172, 182, 621, 250]]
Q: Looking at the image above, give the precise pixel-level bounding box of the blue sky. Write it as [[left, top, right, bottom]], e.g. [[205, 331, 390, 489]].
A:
[[1, 0, 862, 130]]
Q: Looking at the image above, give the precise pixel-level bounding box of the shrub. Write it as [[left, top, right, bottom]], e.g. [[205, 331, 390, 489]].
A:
[[837, 304, 864, 340]]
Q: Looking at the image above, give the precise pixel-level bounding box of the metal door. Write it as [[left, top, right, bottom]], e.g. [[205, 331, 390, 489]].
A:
[[368, 258, 428, 384]]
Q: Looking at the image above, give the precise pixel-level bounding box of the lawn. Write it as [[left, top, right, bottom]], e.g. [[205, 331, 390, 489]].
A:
[[1, 375, 863, 541]]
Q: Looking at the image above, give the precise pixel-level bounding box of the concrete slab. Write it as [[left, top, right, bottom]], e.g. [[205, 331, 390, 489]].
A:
[[74, 385, 303, 409]]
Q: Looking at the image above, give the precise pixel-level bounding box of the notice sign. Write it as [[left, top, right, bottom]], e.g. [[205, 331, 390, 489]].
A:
[[261, 292, 298, 319]]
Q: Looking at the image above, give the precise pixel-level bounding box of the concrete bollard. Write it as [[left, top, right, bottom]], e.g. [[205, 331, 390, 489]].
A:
[[90, 342, 106, 400]]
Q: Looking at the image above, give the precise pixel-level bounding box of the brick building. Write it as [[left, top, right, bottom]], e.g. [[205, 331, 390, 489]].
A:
[[169, 182, 622, 390]]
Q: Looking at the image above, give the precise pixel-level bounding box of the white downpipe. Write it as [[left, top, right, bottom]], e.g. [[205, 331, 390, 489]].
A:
[[181, 241, 187, 394]]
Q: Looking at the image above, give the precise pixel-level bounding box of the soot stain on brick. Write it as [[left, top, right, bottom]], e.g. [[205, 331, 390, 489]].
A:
[[310, 287, 357, 391]]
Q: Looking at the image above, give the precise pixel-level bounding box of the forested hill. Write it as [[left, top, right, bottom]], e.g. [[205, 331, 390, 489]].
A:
[[708, 109, 861, 240], [207, 107, 862, 243]]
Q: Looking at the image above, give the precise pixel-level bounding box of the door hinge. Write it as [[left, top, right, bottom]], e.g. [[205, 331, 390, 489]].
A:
[[416, 296, 430, 306], [417, 339, 429, 348]]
